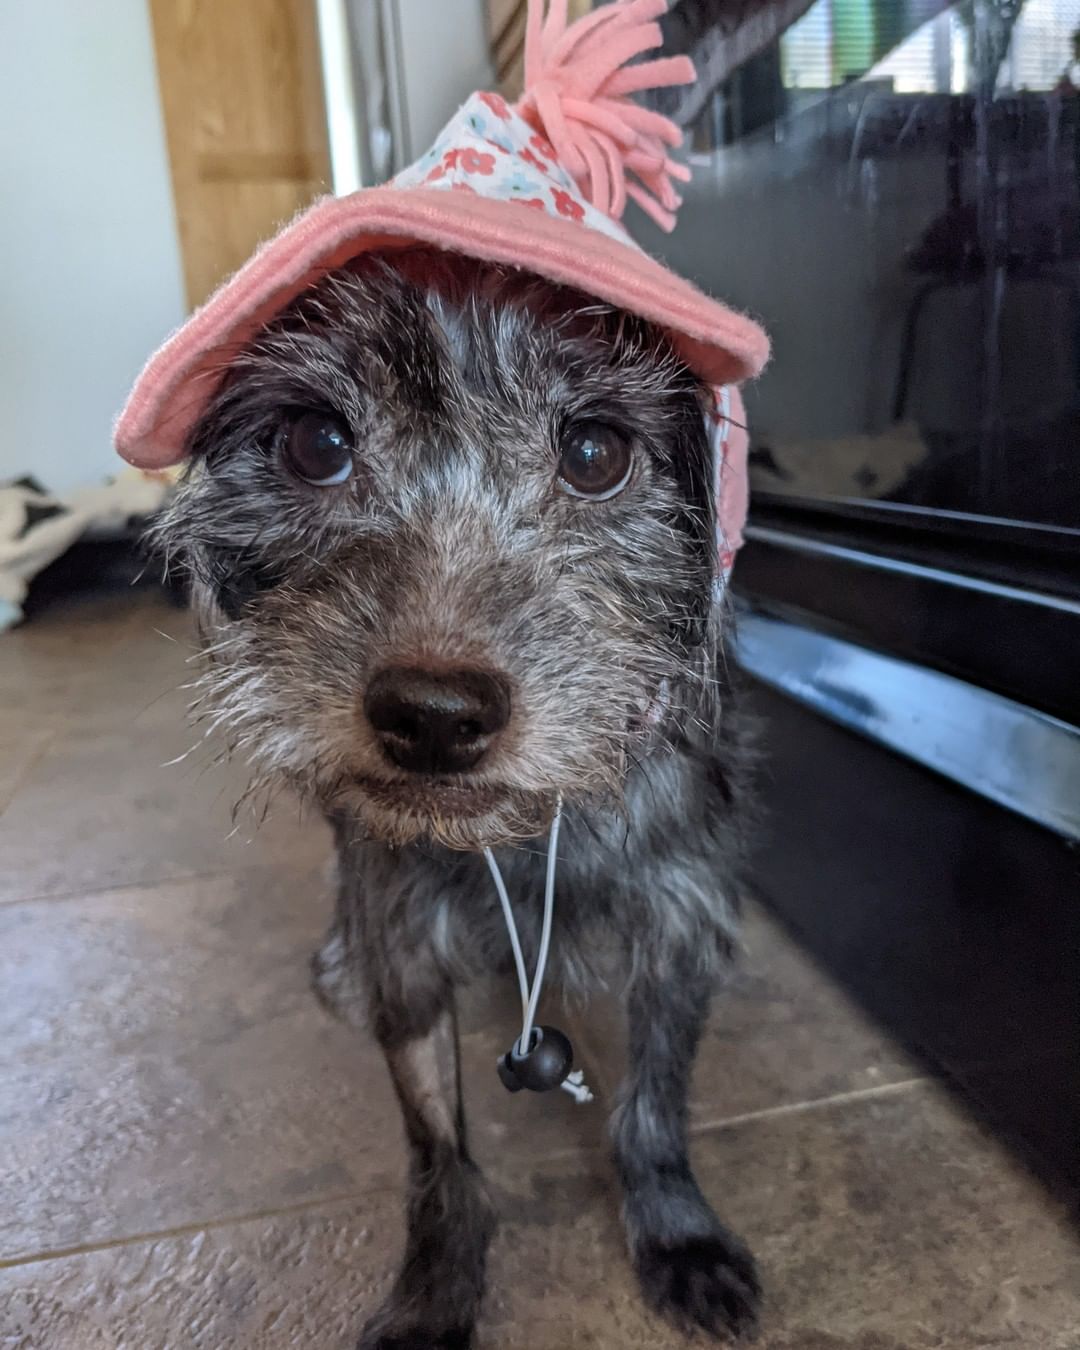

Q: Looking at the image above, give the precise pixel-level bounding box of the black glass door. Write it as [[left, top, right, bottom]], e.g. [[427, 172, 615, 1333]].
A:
[[642, 0, 1080, 719]]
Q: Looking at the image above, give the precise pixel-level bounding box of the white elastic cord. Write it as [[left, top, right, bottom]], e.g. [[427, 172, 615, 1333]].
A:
[[484, 847, 531, 1029], [484, 796, 562, 1058]]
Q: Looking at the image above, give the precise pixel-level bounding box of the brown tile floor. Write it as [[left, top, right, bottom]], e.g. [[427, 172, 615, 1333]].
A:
[[1, 592, 1077, 1350]]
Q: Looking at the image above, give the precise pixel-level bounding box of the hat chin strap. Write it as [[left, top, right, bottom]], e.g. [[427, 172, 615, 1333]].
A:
[[484, 797, 594, 1104]]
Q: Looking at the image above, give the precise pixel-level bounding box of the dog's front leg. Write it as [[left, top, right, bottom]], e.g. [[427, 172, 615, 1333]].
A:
[[612, 946, 761, 1342], [358, 991, 496, 1350], [313, 840, 496, 1348]]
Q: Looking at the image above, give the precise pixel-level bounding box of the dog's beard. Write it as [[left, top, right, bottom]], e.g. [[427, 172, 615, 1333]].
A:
[[343, 777, 559, 850], [185, 609, 648, 851]]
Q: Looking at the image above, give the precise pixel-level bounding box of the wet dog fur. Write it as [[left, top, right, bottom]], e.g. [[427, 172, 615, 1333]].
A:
[[153, 248, 761, 1347]]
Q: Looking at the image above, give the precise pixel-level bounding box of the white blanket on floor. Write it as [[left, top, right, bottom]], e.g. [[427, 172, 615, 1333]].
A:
[[0, 471, 172, 631]]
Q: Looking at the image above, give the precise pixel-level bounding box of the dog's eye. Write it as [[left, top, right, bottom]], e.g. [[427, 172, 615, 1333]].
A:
[[557, 422, 633, 500], [283, 412, 354, 486]]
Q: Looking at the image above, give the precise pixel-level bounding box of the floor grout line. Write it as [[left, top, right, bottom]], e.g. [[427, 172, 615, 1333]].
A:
[[0, 867, 246, 910], [689, 1075, 930, 1136], [515, 1075, 933, 1168], [0, 1189, 387, 1272], [0, 1081, 933, 1271], [0, 854, 332, 910], [0, 728, 57, 818]]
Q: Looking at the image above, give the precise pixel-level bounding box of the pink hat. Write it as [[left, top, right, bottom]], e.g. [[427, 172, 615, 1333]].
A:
[[115, 0, 767, 564]]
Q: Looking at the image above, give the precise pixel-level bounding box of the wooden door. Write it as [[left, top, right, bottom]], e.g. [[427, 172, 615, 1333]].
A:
[[149, 0, 331, 310]]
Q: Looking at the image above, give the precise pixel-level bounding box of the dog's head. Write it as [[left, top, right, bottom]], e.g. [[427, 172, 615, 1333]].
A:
[[156, 249, 722, 847]]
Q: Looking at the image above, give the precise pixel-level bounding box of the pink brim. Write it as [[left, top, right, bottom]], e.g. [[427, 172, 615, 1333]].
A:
[[115, 187, 770, 469]]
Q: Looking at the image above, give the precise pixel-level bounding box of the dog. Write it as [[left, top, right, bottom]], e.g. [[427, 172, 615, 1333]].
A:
[[152, 246, 760, 1348]]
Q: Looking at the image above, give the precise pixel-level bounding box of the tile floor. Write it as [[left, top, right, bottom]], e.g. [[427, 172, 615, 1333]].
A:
[[1, 592, 1077, 1349]]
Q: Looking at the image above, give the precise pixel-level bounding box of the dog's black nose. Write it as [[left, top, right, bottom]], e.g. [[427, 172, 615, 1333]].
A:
[[364, 667, 510, 775]]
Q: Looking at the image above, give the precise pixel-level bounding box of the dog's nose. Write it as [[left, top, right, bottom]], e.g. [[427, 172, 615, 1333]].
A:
[[364, 667, 510, 775]]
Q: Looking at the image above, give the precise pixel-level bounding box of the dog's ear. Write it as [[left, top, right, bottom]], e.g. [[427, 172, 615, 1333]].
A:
[[146, 452, 286, 624], [664, 384, 717, 650]]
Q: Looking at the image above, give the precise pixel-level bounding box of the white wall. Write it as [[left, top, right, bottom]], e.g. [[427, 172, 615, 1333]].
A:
[[0, 0, 186, 493]]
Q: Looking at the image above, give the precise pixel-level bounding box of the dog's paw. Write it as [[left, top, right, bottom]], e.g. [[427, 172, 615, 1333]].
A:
[[636, 1232, 761, 1342], [357, 1321, 473, 1350]]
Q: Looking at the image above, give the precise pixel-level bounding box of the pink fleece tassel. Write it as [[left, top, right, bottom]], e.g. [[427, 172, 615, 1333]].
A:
[[516, 0, 696, 233]]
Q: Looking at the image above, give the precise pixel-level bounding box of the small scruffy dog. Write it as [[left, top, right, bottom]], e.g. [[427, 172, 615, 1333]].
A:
[[153, 246, 760, 1348]]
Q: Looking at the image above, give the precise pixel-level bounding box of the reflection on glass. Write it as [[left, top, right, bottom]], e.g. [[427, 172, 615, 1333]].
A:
[[644, 0, 1080, 530]]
